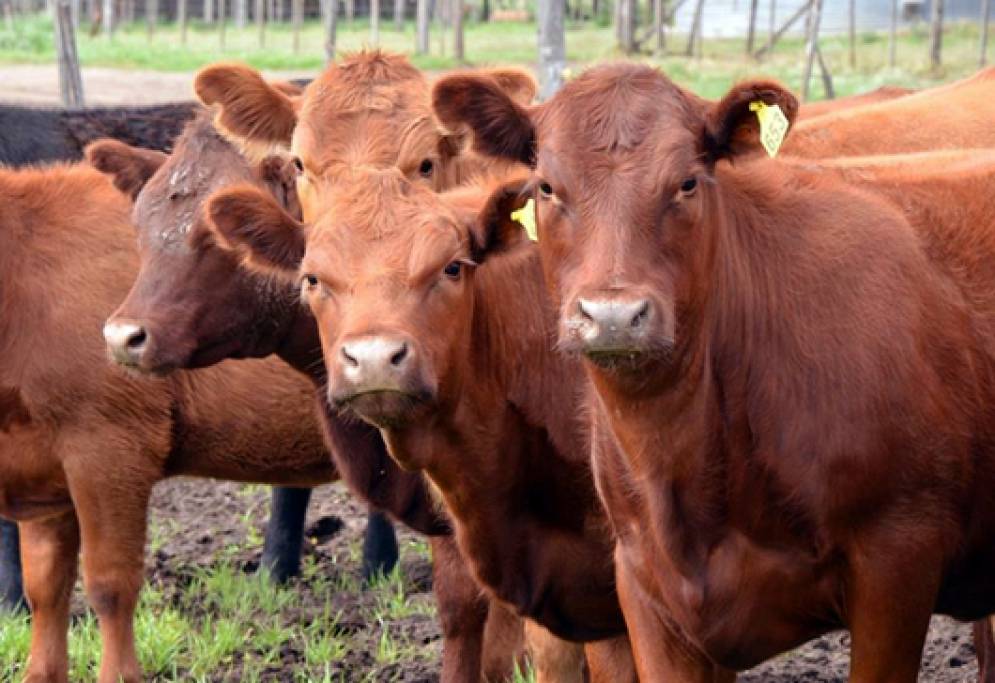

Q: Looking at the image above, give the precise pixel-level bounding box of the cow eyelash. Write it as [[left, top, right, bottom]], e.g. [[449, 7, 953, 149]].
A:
[[302, 274, 319, 289]]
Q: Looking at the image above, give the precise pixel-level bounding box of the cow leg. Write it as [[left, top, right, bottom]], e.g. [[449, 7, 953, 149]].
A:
[[523, 619, 586, 683], [20, 513, 80, 683], [976, 617, 995, 683], [360, 508, 399, 582], [0, 518, 25, 612], [71, 481, 151, 683], [846, 542, 938, 683], [615, 548, 734, 683], [260, 486, 311, 583], [482, 600, 526, 681], [585, 634, 637, 683], [430, 535, 488, 683]]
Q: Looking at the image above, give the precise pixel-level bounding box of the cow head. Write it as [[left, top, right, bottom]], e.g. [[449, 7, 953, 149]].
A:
[[88, 111, 304, 374], [207, 169, 530, 440], [195, 53, 536, 219], [433, 64, 798, 379]]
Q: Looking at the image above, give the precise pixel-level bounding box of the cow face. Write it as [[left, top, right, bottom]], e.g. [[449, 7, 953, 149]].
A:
[[208, 169, 528, 431], [88, 117, 302, 374], [434, 65, 798, 378]]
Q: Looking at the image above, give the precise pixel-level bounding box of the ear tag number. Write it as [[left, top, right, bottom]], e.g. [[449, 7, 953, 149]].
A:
[[749, 101, 789, 158], [511, 198, 538, 242]]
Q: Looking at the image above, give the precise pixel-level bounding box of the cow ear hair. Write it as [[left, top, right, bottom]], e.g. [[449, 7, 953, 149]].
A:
[[195, 63, 300, 146], [466, 177, 533, 263], [704, 80, 799, 163], [85, 139, 167, 200]]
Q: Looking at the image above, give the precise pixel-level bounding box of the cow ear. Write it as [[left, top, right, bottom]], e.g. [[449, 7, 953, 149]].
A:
[[467, 178, 532, 263], [483, 68, 537, 106], [255, 155, 303, 221], [85, 139, 167, 200], [207, 184, 307, 279], [195, 63, 300, 146], [704, 80, 799, 163], [433, 74, 536, 167]]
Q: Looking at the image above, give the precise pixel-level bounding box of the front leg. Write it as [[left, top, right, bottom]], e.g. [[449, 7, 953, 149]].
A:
[[69, 478, 151, 683], [19, 513, 80, 683], [845, 536, 940, 683], [0, 519, 25, 612], [430, 535, 489, 683], [260, 486, 311, 583], [585, 634, 636, 683], [615, 546, 734, 683], [976, 617, 995, 683], [523, 619, 585, 683]]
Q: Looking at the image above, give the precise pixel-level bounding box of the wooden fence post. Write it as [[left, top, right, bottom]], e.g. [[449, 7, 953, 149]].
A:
[[686, 0, 704, 56], [415, 0, 428, 52], [218, 0, 226, 50], [145, 0, 156, 37], [980, 0, 991, 66], [254, 0, 263, 45], [888, 0, 897, 66], [178, 0, 186, 41], [54, 0, 84, 108], [745, 0, 758, 53], [235, 0, 246, 27], [929, 0, 943, 68], [101, 0, 112, 34], [323, 0, 336, 62], [3, 0, 14, 31], [801, 0, 823, 100], [754, 0, 807, 58], [847, 0, 855, 67], [393, 0, 402, 30], [291, 0, 301, 51], [767, 0, 774, 44], [618, 0, 634, 52], [203, 0, 213, 23], [537, 0, 564, 100], [452, 0, 462, 59], [344, 0, 352, 22], [370, 0, 379, 43]]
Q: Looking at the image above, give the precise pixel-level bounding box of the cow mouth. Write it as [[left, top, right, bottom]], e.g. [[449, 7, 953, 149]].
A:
[[333, 389, 431, 428]]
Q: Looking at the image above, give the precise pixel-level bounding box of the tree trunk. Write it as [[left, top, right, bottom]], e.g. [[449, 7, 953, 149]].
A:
[[745, 0, 757, 53], [618, 0, 634, 53], [652, 0, 665, 53], [292, 0, 301, 51], [145, 0, 156, 37], [204, 0, 213, 23], [393, 0, 402, 29], [101, 0, 112, 34], [537, 0, 564, 100], [981, 0, 992, 67], [323, 0, 336, 61], [54, 0, 84, 108], [218, 0, 226, 50], [801, 0, 823, 100], [847, 0, 855, 67], [235, 0, 246, 28], [178, 0, 187, 42], [370, 0, 379, 43], [685, 0, 703, 56], [452, 0, 462, 59], [929, 0, 943, 68], [888, 0, 897, 66], [255, 0, 263, 46], [344, 0, 353, 22], [415, 0, 428, 51]]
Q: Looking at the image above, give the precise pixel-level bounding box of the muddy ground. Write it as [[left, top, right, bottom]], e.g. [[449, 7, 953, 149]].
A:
[[143, 476, 979, 682]]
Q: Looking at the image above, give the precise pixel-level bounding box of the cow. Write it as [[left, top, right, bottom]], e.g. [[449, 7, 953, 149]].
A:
[[0, 95, 317, 615], [429, 63, 995, 681], [796, 85, 912, 120], [88, 111, 529, 683], [204, 157, 637, 680], [784, 67, 995, 156]]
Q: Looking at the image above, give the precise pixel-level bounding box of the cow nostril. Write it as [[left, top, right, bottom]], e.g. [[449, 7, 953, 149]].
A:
[[341, 346, 358, 368], [630, 301, 650, 329], [390, 343, 408, 367], [126, 328, 147, 350]]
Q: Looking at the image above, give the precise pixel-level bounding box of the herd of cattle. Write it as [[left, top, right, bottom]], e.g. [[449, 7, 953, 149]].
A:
[[2, 52, 995, 683]]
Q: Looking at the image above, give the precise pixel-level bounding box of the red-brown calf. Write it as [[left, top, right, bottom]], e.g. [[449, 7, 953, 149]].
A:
[[432, 64, 995, 681]]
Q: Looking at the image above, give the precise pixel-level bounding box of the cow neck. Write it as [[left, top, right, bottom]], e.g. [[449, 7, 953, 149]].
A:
[[273, 309, 326, 381], [381, 245, 616, 636]]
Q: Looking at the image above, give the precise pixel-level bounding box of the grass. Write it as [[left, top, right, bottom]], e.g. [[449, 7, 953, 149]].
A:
[[0, 11, 992, 97]]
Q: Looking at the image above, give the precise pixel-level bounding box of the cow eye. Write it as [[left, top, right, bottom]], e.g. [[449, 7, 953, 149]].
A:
[[419, 159, 434, 177], [443, 261, 462, 279], [292, 157, 304, 174], [538, 181, 554, 198], [680, 177, 697, 195], [302, 274, 318, 289]]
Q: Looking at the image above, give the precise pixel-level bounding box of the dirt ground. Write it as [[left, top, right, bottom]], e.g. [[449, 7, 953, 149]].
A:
[[144, 476, 980, 682]]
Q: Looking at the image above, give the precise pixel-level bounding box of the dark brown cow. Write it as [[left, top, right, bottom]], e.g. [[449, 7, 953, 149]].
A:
[[205, 164, 636, 680], [89, 112, 528, 681], [796, 85, 912, 120], [431, 64, 995, 681], [0, 163, 345, 683]]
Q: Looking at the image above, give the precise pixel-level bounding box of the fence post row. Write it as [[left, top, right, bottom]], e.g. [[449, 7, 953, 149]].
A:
[[54, 0, 84, 108]]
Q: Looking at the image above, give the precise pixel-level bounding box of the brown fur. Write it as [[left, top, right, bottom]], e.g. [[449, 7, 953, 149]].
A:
[[91, 106, 526, 682], [430, 63, 995, 681], [796, 85, 913, 120], [0, 163, 334, 683]]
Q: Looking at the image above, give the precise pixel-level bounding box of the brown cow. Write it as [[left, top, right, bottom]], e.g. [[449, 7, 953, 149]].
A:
[[205, 164, 636, 680], [785, 67, 995, 156], [796, 85, 912, 120], [88, 111, 530, 683], [431, 64, 995, 681], [0, 162, 352, 683]]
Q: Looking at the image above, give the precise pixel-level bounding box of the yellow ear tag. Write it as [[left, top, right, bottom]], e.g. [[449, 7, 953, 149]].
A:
[[511, 198, 538, 242], [749, 101, 789, 158]]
